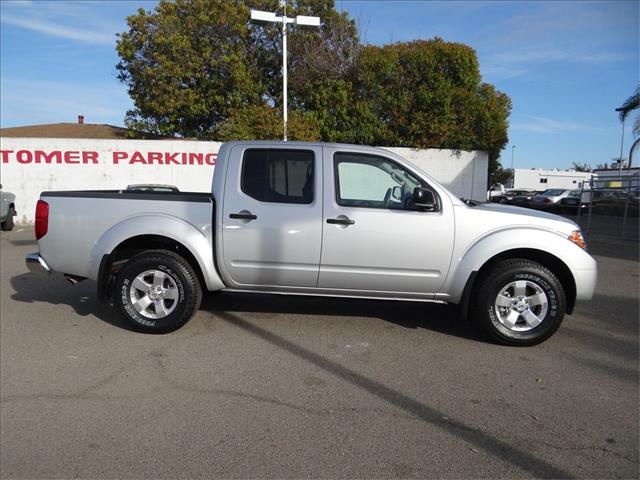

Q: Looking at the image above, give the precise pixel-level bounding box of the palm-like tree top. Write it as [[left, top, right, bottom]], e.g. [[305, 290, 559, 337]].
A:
[[618, 86, 640, 136], [618, 86, 639, 122]]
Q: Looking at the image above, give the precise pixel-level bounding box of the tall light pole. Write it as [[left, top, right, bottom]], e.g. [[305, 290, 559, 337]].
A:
[[250, 2, 320, 141], [510, 145, 516, 187], [615, 106, 626, 180]]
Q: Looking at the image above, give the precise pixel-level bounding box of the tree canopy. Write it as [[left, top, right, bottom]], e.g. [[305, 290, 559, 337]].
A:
[[618, 85, 640, 136], [116, 0, 511, 172]]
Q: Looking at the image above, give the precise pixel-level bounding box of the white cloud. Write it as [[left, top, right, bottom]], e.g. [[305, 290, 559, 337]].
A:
[[1, 14, 115, 45], [511, 115, 604, 135]]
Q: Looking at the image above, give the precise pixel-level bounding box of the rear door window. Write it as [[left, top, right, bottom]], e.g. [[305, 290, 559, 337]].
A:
[[241, 149, 314, 204]]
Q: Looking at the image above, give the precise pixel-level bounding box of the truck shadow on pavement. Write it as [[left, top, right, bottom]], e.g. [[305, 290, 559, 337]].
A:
[[10, 273, 132, 331], [11, 272, 484, 341], [201, 291, 485, 342]]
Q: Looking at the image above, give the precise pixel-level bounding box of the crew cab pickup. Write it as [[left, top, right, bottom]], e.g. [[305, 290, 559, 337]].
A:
[[26, 141, 597, 345]]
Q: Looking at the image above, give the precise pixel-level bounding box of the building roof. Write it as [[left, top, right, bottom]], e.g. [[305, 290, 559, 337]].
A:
[[0, 122, 168, 140]]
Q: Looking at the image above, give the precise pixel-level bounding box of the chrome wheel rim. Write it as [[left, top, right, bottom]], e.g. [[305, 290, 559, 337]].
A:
[[129, 269, 179, 319], [494, 280, 548, 332]]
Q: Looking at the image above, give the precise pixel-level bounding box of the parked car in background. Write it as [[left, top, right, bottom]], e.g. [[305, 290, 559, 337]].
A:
[[0, 184, 17, 231], [511, 190, 541, 207], [486, 183, 507, 201], [126, 184, 180, 193], [531, 189, 572, 210], [504, 190, 540, 207], [560, 190, 591, 213], [490, 189, 522, 204]]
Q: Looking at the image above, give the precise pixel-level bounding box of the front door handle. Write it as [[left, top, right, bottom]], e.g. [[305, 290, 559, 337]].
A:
[[230, 211, 257, 220], [327, 217, 355, 225]]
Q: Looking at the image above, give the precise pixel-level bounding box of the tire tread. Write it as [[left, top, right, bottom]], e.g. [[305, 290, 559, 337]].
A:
[[472, 258, 566, 346], [115, 249, 202, 333]]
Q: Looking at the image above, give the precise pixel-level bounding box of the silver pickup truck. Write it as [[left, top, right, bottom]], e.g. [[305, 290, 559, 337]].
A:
[[26, 141, 597, 346]]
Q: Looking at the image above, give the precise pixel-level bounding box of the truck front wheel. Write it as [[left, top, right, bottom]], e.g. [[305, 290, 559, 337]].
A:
[[472, 259, 566, 346], [114, 249, 202, 333]]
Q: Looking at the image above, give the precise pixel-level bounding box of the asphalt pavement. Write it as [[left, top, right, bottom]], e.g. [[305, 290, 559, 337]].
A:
[[1, 227, 638, 479]]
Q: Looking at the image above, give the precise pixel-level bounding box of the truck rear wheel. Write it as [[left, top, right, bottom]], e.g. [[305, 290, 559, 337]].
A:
[[472, 259, 566, 346], [114, 249, 202, 333]]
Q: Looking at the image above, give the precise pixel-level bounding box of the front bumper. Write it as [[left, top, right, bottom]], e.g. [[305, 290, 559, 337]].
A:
[[573, 266, 598, 301], [26, 253, 51, 275]]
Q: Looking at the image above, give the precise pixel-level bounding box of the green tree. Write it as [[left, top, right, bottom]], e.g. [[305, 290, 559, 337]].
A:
[[116, 0, 357, 139], [116, 0, 261, 138], [490, 165, 513, 186], [115, 2, 511, 177], [216, 104, 320, 141], [618, 85, 640, 136], [350, 39, 511, 168], [571, 162, 592, 172]]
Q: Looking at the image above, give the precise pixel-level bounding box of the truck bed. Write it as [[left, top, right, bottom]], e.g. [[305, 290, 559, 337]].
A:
[[38, 190, 214, 282], [41, 190, 212, 203]]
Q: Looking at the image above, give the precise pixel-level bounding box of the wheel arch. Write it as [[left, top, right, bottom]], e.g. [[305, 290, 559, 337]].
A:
[[459, 248, 577, 320], [97, 234, 223, 301], [89, 214, 225, 300]]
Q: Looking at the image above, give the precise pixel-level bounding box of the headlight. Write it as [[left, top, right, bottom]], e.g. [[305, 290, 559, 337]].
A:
[[568, 230, 587, 250]]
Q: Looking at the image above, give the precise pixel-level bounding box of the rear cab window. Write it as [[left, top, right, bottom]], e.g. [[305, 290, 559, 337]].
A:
[[241, 149, 314, 204]]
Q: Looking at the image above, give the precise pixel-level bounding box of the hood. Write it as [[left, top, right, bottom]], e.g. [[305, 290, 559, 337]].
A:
[[466, 202, 579, 234]]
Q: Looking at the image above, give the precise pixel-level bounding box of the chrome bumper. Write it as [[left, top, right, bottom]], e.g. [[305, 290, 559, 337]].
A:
[[26, 253, 51, 275]]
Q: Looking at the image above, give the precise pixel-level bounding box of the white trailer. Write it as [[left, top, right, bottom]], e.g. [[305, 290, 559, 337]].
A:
[[488, 169, 592, 200], [512, 169, 592, 190]]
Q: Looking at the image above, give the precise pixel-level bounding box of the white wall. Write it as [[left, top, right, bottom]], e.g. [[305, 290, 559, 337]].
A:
[[385, 147, 488, 202], [0, 137, 487, 224]]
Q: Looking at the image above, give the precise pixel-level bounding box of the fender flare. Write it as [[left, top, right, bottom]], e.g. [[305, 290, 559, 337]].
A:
[[443, 226, 585, 304], [87, 214, 225, 292]]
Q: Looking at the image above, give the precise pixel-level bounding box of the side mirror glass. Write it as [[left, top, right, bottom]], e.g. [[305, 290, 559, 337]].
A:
[[391, 186, 402, 201], [412, 187, 436, 211]]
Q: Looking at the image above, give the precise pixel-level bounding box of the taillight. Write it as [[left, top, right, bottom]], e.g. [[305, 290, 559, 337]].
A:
[[35, 200, 49, 240]]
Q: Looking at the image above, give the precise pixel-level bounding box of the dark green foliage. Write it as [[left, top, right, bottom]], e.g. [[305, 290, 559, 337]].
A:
[[490, 165, 513, 186], [571, 162, 592, 172], [617, 85, 640, 136], [116, 1, 511, 174]]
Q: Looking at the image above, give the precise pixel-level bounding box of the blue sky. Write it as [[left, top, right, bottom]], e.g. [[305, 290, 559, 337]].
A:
[[0, 0, 637, 170]]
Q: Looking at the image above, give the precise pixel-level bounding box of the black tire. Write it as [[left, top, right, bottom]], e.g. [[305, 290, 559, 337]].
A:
[[1, 207, 15, 231], [472, 259, 566, 346], [114, 249, 202, 333]]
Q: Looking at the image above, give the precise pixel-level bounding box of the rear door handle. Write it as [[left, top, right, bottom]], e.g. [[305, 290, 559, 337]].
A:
[[327, 217, 355, 225], [230, 211, 257, 220]]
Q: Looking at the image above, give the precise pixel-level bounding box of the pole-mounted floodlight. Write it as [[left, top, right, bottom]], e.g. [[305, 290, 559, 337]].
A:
[[250, 4, 321, 141]]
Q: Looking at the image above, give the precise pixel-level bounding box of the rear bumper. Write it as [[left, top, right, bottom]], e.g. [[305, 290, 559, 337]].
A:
[[26, 253, 51, 275]]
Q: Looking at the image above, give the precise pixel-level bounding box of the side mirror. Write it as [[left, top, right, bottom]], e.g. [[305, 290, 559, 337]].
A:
[[391, 186, 402, 201], [412, 187, 436, 211]]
